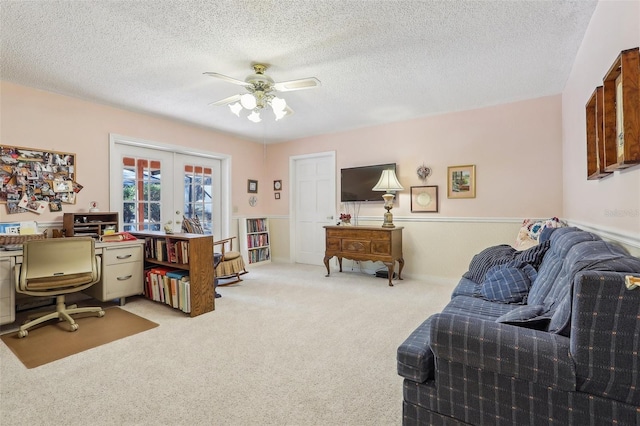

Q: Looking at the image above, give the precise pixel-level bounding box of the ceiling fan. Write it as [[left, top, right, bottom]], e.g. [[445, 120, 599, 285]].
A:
[[204, 63, 321, 122]]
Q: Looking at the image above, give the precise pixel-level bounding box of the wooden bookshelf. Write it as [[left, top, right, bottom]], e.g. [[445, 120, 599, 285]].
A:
[[130, 231, 214, 317], [239, 217, 271, 266]]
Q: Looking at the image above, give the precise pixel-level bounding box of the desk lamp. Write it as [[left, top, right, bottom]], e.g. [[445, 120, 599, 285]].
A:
[[372, 169, 404, 228]]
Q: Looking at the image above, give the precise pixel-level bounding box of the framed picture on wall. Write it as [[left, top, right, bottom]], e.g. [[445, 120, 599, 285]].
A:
[[411, 186, 438, 212], [247, 179, 258, 193], [447, 165, 476, 199]]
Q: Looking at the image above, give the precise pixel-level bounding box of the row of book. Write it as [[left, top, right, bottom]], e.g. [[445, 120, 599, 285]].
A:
[[246, 233, 269, 248], [246, 218, 268, 233], [144, 267, 191, 313], [142, 237, 190, 264], [248, 247, 270, 264]]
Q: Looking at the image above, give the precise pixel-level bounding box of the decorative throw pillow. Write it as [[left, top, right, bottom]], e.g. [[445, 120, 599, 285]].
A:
[[480, 261, 538, 304], [513, 239, 550, 270], [463, 244, 517, 284], [182, 216, 204, 234]]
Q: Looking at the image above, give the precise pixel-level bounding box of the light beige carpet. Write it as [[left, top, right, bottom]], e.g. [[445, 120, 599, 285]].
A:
[[1, 307, 158, 368]]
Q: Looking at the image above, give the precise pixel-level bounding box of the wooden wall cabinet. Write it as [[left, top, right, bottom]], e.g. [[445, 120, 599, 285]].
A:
[[131, 231, 214, 317], [586, 86, 612, 179], [602, 47, 640, 171]]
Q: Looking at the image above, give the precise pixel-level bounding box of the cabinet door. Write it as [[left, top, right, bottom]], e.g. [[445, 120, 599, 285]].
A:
[[0, 258, 15, 325]]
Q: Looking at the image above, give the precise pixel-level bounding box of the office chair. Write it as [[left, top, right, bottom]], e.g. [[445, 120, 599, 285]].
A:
[[14, 237, 104, 338], [182, 216, 247, 286]]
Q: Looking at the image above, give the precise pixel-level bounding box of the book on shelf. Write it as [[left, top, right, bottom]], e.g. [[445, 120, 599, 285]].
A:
[[166, 270, 189, 309]]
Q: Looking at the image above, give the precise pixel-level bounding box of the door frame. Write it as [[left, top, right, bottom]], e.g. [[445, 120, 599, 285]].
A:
[[108, 133, 232, 238], [288, 151, 336, 263]]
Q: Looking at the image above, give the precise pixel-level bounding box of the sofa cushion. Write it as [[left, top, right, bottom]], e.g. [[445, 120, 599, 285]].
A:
[[527, 228, 600, 306], [443, 295, 519, 320], [496, 304, 552, 330], [450, 277, 480, 299], [480, 261, 537, 304]]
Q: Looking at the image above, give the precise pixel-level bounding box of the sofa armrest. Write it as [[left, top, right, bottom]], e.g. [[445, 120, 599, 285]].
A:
[[570, 271, 640, 406], [429, 313, 576, 391]]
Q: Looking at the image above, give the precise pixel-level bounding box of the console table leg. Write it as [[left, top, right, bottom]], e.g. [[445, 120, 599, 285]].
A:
[[397, 258, 404, 280], [383, 262, 395, 286], [323, 256, 331, 277], [337, 257, 343, 272]]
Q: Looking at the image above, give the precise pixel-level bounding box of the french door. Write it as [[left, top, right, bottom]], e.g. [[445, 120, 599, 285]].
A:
[[109, 135, 227, 238]]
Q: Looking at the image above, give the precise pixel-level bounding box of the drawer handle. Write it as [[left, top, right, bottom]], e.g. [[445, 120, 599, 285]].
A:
[[116, 254, 132, 259], [117, 275, 133, 281]]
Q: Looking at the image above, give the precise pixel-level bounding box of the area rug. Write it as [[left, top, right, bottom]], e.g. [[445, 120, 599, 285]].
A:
[[1, 307, 158, 369]]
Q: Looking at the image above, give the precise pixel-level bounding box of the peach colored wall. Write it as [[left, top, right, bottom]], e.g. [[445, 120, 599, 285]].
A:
[[267, 95, 564, 220], [0, 82, 267, 224], [562, 0, 640, 238]]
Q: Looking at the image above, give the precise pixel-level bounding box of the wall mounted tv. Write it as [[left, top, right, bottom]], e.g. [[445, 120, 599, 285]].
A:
[[340, 163, 396, 202]]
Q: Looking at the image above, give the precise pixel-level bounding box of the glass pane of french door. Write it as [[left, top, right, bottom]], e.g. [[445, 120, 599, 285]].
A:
[[121, 156, 165, 231], [174, 154, 221, 237]]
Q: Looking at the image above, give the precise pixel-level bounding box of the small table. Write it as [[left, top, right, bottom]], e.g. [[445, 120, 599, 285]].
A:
[[323, 225, 404, 286]]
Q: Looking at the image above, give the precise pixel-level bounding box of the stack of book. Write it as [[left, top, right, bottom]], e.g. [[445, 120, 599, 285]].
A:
[[144, 267, 191, 313]]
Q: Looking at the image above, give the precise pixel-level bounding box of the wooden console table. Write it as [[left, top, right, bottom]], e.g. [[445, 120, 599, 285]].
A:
[[323, 225, 404, 286]]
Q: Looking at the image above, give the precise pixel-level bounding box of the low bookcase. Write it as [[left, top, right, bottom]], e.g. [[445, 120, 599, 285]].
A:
[[130, 231, 214, 317]]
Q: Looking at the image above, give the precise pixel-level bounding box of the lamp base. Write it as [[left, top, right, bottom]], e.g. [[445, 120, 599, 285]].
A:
[[381, 211, 395, 228], [381, 193, 396, 228]]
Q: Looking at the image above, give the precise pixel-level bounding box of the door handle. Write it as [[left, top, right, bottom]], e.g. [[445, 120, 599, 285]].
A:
[[327, 216, 334, 220]]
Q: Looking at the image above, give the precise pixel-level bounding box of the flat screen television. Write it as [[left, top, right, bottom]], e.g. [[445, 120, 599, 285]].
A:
[[340, 163, 396, 202]]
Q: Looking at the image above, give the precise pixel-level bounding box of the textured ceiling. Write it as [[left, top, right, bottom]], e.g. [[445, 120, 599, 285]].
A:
[[0, 0, 598, 144]]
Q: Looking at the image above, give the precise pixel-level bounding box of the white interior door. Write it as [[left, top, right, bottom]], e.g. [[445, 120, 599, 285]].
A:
[[290, 152, 336, 265]]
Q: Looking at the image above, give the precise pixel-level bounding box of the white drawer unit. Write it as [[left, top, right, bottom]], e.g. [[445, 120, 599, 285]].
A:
[[0, 257, 15, 325], [83, 242, 144, 303]]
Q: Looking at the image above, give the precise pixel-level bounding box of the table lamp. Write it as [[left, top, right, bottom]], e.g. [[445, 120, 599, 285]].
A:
[[372, 169, 404, 228]]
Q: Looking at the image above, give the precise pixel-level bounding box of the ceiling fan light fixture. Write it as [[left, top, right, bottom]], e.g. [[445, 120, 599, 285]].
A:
[[273, 108, 287, 121], [240, 93, 257, 110], [271, 96, 287, 112], [228, 102, 242, 116], [248, 110, 262, 123]]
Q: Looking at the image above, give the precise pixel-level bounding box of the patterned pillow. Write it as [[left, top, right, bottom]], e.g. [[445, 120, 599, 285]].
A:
[[513, 239, 550, 270], [182, 216, 204, 234], [480, 261, 538, 304], [463, 244, 517, 284]]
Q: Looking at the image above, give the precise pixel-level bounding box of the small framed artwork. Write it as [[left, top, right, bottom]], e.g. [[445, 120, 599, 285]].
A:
[[447, 165, 476, 199], [247, 179, 258, 194], [273, 180, 282, 191], [411, 186, 438, 212], [274, 192, 280, 200]]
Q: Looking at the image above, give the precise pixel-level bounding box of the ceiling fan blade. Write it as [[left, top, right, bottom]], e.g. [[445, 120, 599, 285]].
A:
[[208, 94, 241, 107], [273, 77, 321, 92], [203, 72, 252, 87]]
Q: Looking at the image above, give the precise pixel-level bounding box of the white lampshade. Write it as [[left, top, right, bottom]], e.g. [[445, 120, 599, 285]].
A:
[[247, 110, 261, 123], [228, 102, 242, 116], [240, 93, 257, 110], [372, 169, 404, 192]]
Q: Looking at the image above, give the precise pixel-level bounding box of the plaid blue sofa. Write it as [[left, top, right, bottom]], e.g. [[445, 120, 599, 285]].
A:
[[397, 227, 640, 425]]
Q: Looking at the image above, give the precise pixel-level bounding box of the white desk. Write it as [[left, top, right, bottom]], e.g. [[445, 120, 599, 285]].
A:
[[0, 240, 145, 325]]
